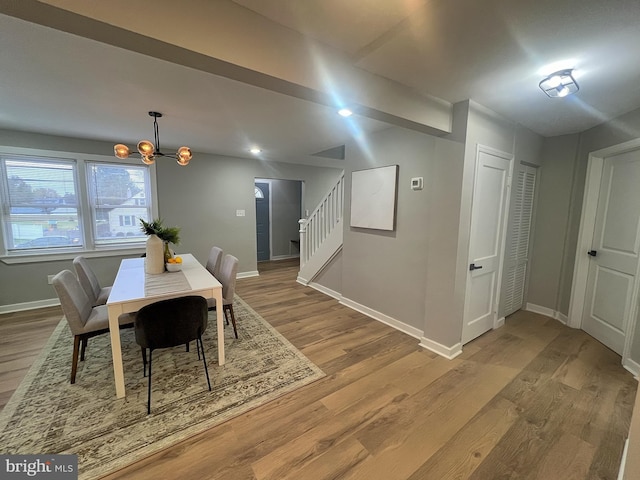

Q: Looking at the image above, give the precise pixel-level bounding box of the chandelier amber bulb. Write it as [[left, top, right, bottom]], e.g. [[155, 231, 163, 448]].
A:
[[176, 156, 190, 166], [141, 154, 155, 165], [114, 144, 130, 159], [177, 146, 192, 161], [137, 140, 155, 156]]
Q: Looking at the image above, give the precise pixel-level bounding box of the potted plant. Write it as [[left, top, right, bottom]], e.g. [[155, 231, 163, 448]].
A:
[[140, 218, 181, 273]]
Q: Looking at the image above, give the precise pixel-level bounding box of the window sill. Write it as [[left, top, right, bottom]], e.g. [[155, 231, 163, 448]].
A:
[[0, 245, 145, 264]]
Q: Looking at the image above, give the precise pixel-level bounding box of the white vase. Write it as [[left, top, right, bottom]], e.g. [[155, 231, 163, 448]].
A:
[[145, 234, 165, 274]]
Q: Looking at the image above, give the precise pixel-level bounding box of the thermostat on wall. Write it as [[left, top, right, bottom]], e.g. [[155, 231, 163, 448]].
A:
[[411, 177, 424, 190]]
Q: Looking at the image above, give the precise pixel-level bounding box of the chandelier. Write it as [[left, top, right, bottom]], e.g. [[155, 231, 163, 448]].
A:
[[114, 111, 193, 166]]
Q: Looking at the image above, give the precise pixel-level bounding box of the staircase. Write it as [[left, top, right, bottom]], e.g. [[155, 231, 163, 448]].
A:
[[297, 172, 344, 284]]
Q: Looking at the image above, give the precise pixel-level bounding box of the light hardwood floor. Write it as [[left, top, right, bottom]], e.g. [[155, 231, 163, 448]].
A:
[[1, 258, 637, 479]]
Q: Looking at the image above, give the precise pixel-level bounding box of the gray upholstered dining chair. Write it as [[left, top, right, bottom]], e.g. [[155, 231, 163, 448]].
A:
[[73, 256, 112, 306], [52, 269, 134, 384], [134, 295, 211, 414], [205, 246, 223, 279], [207, 254, 239, 338]]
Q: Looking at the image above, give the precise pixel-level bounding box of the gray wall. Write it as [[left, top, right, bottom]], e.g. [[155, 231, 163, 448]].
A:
[[316, 102, 544, 350], [155, 152, 341, 274], [0, 129, 342, 307], [526, 134, 580, 311], [341, 126, 465, 345], [313, 250, 342, 294]]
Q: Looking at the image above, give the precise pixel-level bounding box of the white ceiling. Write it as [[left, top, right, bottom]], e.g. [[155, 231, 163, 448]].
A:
[[2, 0, 640, 164]]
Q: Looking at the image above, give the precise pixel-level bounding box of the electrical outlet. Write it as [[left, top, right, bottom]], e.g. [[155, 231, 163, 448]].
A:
[[47, 275, 55, 284], [236, 209, 245, 217]]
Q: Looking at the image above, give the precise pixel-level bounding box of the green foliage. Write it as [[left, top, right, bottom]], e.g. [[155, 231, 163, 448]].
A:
[[140, 218, 181, 245]]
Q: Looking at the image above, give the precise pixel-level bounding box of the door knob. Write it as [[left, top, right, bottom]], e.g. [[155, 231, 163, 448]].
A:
[[587, 250, 597, 257], [469, 263, 483, 271]]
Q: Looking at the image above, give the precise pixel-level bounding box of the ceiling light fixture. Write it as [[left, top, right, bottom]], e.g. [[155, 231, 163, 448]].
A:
[[338, 108, 353, 117], [539, 69, 579, 98], [249, 147, 262, 155], [114, 111, 193, 166]]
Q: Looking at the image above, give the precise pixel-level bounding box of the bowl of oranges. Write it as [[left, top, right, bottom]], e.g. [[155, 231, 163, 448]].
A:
[[165, 255, 183, 272]]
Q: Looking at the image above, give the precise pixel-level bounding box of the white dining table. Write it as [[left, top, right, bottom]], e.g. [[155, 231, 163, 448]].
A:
[[106, 253, 224, 398]]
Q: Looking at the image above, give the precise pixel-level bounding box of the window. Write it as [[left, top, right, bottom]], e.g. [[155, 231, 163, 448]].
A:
[[0, 152, 155, 256], [118, 215, 136, 226], [86, 162, 152, 245], [1, 157, 82, 251]]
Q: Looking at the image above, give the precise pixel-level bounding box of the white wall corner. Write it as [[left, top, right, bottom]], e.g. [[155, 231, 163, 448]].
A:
[[623, 357, 640, 378], [525, 302, 556, 317], [618, 438, 629, 480], [419, 336, 463, 360], [525, 303, 570, 325], [339, 296, 423, 340], [307, 282, 342, 301], [556, 311, 569, 325], [237, 270, 259, 279]]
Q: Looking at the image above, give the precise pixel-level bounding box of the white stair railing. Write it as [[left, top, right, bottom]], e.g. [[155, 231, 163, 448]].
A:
[[299, 172, 344, 270]]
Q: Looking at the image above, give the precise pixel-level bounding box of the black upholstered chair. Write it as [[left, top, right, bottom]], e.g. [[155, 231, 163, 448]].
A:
[[134, 295, 212, 414]]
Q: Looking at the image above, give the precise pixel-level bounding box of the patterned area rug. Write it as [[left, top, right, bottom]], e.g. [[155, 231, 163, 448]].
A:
[[0, 296, 324, 479]]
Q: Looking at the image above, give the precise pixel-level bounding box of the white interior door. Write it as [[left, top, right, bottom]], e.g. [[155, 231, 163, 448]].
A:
[[582, 149, 640, 355], [462, 146, 513, 344], [503, 165, 537, 316]]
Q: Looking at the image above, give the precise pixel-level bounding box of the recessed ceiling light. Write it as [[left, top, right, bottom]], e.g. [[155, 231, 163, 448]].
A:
[[338, 108, 353, 117], [249, 147, 262, 155]]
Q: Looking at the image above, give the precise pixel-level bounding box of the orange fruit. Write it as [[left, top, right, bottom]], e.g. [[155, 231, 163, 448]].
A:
[[167, 258, 176, 264], [175, 256, 182, 264]]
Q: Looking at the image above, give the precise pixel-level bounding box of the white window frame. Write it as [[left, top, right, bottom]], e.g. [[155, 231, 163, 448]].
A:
[[85, 160, 153, 248], [0, 146, 158, 264]]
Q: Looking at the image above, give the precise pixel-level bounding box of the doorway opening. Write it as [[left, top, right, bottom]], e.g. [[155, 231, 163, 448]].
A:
[[255, 178, 303, 263]]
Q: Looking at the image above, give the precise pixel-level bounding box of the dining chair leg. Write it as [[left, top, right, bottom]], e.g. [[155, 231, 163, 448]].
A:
[[80, 337, 88, 361], [147, 350, 153, 415], [71, 335, 81, 384], [198, 335, 212, 391], [225, 305, 238, 339], [141, 347, 147, 377]]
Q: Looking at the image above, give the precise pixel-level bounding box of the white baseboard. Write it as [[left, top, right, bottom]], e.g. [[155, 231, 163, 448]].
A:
[[237, 270, 259, 279], [525, 303, 568, 325], [270, 254, 300, 261], [307, 282, 342, 301], [296, 276, 310, 286], [0, 298, 60, 315], [494, 316, 505, 329], [623, 357, 640, 377], [339, 296, 423, 340], [618, 438, 629, 480], [525, 302, 556, 317], [419, 336, 463, 359], [300, 287, 462, 361]]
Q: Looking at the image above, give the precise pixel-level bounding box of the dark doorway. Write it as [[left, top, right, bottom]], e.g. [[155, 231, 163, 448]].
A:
[[255, 181, 270, 262]]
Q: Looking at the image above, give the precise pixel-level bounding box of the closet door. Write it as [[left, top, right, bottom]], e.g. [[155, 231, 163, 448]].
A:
[[503, 164, 537, 316]]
